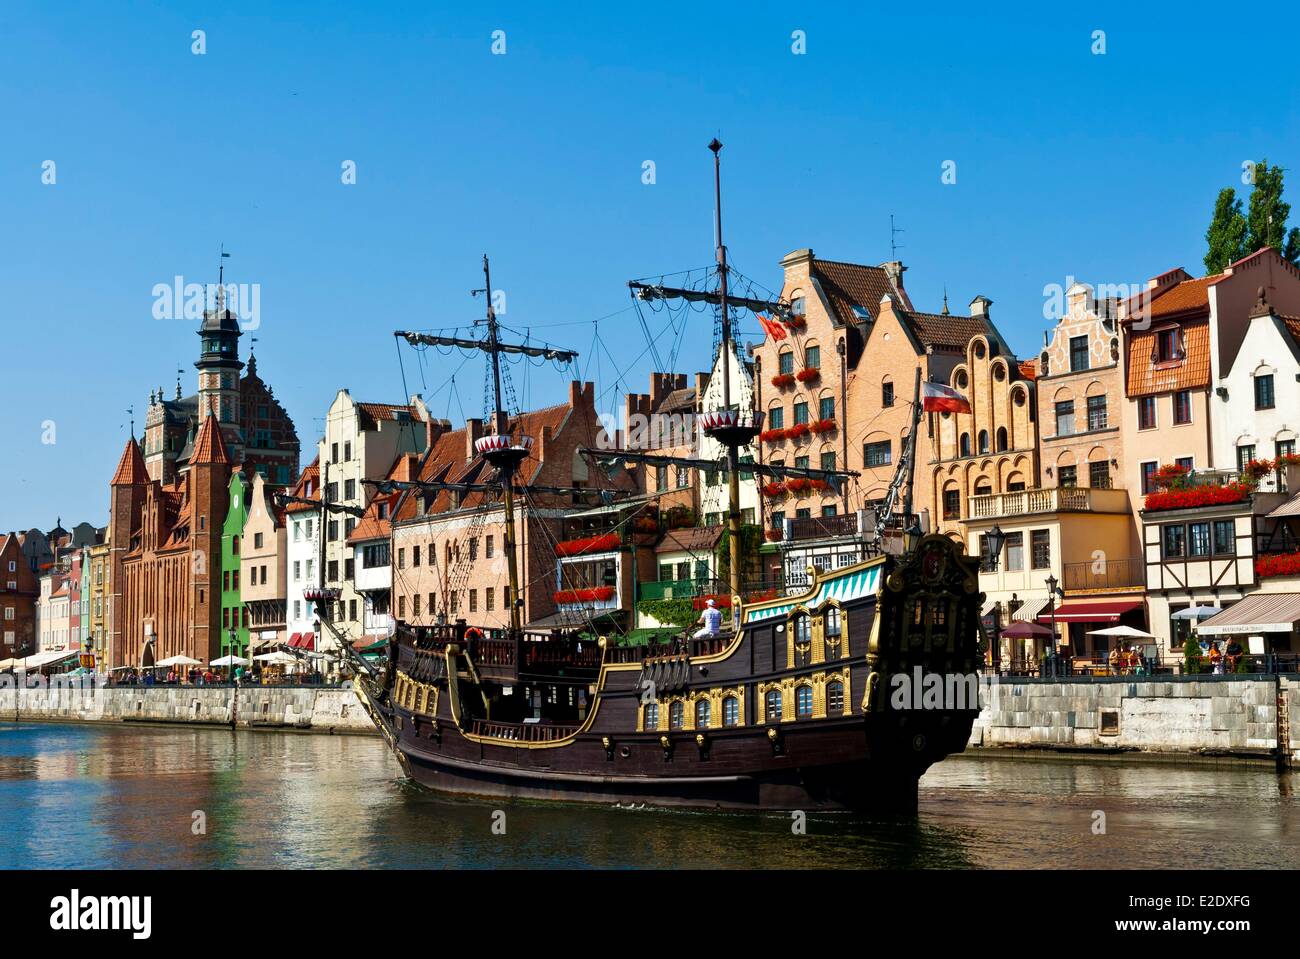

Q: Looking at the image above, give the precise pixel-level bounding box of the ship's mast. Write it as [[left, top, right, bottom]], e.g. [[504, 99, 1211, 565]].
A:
[[711, 139, 744, 603], [394, 266, 579, 637], [480, 254, 523, 635]]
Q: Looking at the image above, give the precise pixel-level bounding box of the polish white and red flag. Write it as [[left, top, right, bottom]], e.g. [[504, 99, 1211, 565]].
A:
[[921, 382, 971, 414]]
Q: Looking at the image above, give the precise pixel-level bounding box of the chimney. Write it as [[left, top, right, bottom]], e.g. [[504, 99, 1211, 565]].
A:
[[465, 418, 484, 460], [882, 260, 907, 291], [969, 295, 992, 318], [569, 380, 594, 411], [694, 372, 709, 407]]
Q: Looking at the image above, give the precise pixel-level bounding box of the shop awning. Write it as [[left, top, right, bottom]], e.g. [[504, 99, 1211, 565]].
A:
[[1197, 593, 1300, 635], [298, 634, 315, 651], [1012, 596, 1049, 622], [1037, 599, 1143, 624]]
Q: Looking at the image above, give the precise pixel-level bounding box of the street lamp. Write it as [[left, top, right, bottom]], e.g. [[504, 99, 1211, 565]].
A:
[[904, 517, 924, 554], [1045, 574, 1061, 676], [985, 524, 1006, 572]]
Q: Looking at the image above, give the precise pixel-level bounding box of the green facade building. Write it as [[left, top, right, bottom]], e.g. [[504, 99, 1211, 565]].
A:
[[220, 471, 250, 661]]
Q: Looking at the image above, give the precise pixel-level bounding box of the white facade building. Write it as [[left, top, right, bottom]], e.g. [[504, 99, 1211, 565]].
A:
[[1211, 292, 1300, 486], [698, 340, 759, 526]]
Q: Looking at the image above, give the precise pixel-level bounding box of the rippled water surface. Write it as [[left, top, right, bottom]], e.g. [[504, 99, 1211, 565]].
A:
[[1, 722, 1296, 868]]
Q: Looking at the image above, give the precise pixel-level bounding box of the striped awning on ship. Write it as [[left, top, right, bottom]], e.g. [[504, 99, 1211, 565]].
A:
[[744, 562, 883, 624]]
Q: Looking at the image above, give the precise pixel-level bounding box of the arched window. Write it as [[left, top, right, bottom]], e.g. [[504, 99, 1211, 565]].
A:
[[723, 696, 739, 727], [695, 699, 711, 729], [669, 701, 684, 730], [796, 684, 814, 719], [823, 606, 843, 659], [960, 433, 971, 457], [643, 703, 659, 730], [767, 402, 785, 430], [765, 689, 783, 722], [778, 349, 794, 376], [978, 430, 990, 454], [826, 681, 845, 715], [792, 612, 811, 665], [996, 427, 1008, 452]]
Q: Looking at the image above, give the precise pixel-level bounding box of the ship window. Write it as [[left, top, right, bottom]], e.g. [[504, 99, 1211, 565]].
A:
[[827, 681, 845, 715], [765, 689, 783, 722], [723, 696, 739, 727], [695, 699, 711, 729], [795, 685, 814, 719], [669, 701, 684, 730], [643, 703, 659, 730]]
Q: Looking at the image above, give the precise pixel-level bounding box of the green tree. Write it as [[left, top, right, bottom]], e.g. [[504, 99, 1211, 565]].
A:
[[1245, 160, 1300, 264], [1204, 187, 1247, 274]]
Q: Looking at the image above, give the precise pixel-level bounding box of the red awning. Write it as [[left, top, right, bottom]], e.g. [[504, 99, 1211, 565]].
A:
[[1037, 599, 1143, 624], [299, 634, 315, 651]]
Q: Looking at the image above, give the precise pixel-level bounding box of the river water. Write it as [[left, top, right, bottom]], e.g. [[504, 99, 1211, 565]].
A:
[[1, 721, 1296, 869]]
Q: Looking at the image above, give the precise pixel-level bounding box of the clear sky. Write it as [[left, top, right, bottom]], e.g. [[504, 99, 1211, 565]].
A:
[[3, 1, 1298, 532]]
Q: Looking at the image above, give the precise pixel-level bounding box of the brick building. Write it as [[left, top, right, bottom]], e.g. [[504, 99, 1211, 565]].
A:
[[108, 415, 233, 668], [390, 382, 635, 632], [930, 299, 1038, 537], [0, 533, 39, 658], [142, 305, 299, 487]]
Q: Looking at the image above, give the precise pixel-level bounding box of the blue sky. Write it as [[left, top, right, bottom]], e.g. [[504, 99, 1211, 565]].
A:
[[3, 1, 1298, 530]]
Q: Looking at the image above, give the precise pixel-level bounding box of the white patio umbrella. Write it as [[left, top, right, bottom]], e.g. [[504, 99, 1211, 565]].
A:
[[210, 655, 250, 667], [155, 655, 204, 668], [1087, 624, 1156, 639], [253, 651, 297, 666], [1172, 606, 1221, 620]]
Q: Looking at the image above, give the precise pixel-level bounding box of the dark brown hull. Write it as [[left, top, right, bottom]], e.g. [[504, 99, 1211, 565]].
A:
[[371, 696, 977, 812]]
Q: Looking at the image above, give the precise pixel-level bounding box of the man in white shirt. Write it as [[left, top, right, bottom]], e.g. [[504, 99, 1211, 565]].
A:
[[693, 598, 723, 639]]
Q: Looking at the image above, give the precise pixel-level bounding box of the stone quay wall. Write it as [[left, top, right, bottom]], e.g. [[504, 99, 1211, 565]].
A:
[[969, 674, 1300, 762], [0, 682, 377, 735]]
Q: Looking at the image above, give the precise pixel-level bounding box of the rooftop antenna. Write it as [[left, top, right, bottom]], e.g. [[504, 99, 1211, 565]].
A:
[[176, 367, 184, 399], [126, 405, 135, 438], [942, 286, 950, 315], [890, 214, 905, 260]]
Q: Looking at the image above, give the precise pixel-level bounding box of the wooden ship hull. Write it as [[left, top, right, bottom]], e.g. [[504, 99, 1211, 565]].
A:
[[347, 536, 984, 813]]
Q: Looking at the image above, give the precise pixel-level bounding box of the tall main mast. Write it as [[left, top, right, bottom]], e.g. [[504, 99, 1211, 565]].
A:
[[711, 139, 744, 604]]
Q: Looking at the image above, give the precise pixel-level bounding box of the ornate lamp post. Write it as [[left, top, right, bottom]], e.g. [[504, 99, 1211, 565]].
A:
[[984, 525, 1006, 673], [1045, 573, 1061, 676]]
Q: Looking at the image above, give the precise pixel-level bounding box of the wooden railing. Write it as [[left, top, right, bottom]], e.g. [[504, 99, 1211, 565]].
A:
[[1062, 557, 1144, 591], [787, 513, 860, 541], [522, 641, 602, 669], [470, 718, 580, 743], [968, 487, 1108, 519], [470, 637, 516, 666]]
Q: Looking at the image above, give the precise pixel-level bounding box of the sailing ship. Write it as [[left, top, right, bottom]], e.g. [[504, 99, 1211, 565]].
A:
[[305, 141, 985, 812]]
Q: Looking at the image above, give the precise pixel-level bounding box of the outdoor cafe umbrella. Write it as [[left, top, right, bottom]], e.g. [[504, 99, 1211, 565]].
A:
[[1086, 624, 1156, 639], [1172, 605, 1221, 621], [253, 651, 297, 666], [154, 655, 203, 668], [1000, 621, 1054, 639], [210, 654, 250, 667]]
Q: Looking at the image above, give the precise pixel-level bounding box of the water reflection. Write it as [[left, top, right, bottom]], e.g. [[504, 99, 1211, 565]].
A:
[[1, 723, 1296, 869]]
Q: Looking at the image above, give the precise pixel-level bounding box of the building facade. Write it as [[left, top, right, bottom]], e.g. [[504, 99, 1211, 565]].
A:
[[241, 472, 289, 654], [220, 471, 250, 661], [0, 533, 39, 658], [285, 458, 321, 645]]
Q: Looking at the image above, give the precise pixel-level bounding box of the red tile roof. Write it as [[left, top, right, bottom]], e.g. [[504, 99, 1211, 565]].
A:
[[898, 308, 997, 352], [1146, 274, 1218, 320], [1126, 320, 1211, 396], [812, 259, 911, 328], [110, 438, 148, 486], [284, 456, 320, 514], [348, 453, 420, 543], [1018, 359, 1039, 381], [190, 415, 231, 466]]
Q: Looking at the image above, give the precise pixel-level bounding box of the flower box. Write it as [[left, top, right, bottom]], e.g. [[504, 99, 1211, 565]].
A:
[[795, 368, 820, 383], [759, 428, 787, 442], [784, 314, 807, 329], [1143, 482, 1253, 512], [786, 422, 811, 439], [771, 373, 796, 388], [808, 418, 837, 434], [1257, 552, 1300, 578], [554, 586, 616, 604], [554, 532, 621, 557], [760, 482, 787, 498], [764, 529, 783, 542]]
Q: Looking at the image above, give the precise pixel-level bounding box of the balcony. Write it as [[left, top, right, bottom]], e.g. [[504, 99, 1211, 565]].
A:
[[967, 486, 1130, 520], [787, 513, 861, 542], [1062, 557, 1145, 592]]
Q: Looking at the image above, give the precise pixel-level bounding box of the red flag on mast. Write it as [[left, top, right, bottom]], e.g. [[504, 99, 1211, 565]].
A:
[[756, 313, 787, 341]]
